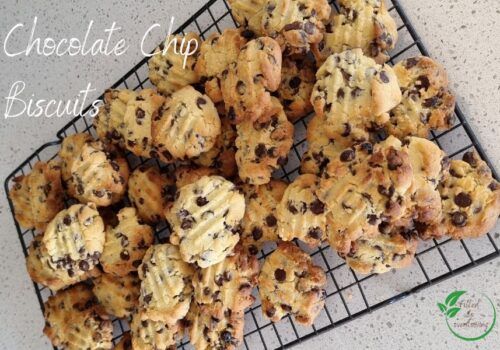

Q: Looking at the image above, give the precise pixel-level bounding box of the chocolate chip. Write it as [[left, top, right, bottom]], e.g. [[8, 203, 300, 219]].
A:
[[337, 88, 345, 99], [241, 29, 255, 39], [181, 218, 193, 230], [304, 22, 315, 34], [252, 227, 263, 241], [215, 275, 224, 286], [143, 293, 152, 304], [340, 149, 355, 162], [265, 214, 277, 227], [120, 250, 130, 261], [451, 212, 467, 227], [136, 108, 145, 122], [196, 97, 207, 109], [203, 287, 211, 296], [288, 201, 298, 214], [63, 215, 72, 226], [236, 81, 246, 95], [289, 76, 301, 89], [351, 87, 362, 98], [489, 182, 498, 191], [93, 189, 105, 198], [422, 96, 440, 108], [379, 71, 390, 83], [221, 331, 233, 343], [454, 192, 472, 207], [283, 21, 302, 31], [378, 184, 395, 197], [110, 161, 120, 171], [462, 151, 477, 167], [274, 268, 286, 282], [341, 123, 351, 137], [308, 227, 322, 239], [405, 57, 419, 69], [449, 168, 462, 178], [310, 199, 325, 215], [266, 306, 276, 317], [367, 214, 378, 225], [416, 75, 430, 90], [132, 260, 142, 268], [78, 260, 89, 271], [387, 149, 403, 170], [248, 245, 258, 255], [378, 222, 391, 234], [255, 143, 267, 157], [196, 196, 208, 206]]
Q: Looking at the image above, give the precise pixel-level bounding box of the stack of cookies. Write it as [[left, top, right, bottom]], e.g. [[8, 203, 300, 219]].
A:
[[8, 1, 500, 349]]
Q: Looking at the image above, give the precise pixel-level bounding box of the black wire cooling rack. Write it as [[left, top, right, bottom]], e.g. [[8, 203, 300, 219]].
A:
[[4, 0, 500, 349]]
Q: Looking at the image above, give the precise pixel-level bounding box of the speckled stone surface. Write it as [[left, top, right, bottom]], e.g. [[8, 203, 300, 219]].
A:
[[0, 0, 498, 349]]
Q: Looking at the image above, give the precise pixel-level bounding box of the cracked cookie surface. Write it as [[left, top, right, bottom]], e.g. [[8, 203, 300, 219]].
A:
[[9, 160, 63, 231], [43, 284, 113, 350], [235, 97, 294, 185], [313, 0, 397, 64], [259, 242, 326, 325], [100, 207, 154, 276], [386, 56, 456, 138]]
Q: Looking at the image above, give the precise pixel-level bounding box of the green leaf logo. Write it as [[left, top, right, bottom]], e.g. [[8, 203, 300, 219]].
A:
[[446, 307, 461, 318], [445, 291, 466, 307], [437, 303, 447, 313], [438, 290, 466, 318]]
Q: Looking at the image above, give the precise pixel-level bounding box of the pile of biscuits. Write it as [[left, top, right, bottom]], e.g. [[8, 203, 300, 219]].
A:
[[9, 1, 500, 349]]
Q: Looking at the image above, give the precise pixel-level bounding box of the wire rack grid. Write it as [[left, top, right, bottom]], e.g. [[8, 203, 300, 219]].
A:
[[4, 0, 500, 349]]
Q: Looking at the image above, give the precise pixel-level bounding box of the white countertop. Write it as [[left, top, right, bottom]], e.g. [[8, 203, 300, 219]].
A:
[[0, 0, 498, 349]]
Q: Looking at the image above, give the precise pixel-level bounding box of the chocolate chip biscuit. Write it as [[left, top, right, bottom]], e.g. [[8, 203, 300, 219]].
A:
[[387, 56, 456, 138], [9, 160, 64, 231], [92, 273, 140, 318], [94, 89, 137, 147], [419, 151, 500, 240], [168, 176, 245, 267], [128, 166, 175, 224], [317, 136, 413, 255], [240, 180, 288, 255], [138, 244, 194, 323], [148, 32, 201, 96], [227, 0, 267, 36], [65, 139, 129, 206], [43, 284, 113, 350], [122, 89, 171, 162], [188, 245, 258, 349], [43, 203, 105, 280], [152, 85, 221, 160], [344, 226, 418, 274], [130, 310, 182, 350], [195, 28, 248, 103], [101, 207, 154, 276], [193, 105, 238, 178], [311, 48, 401, 143], [313, 0, 398, 64], [26, 234, 100, 291], [261, 0, 331, 56], [235, 97, 294, 184], [275, 57, 316, 122], [221, 37, 282, 124], [277, 174, 327, 247], [259, 242, 327, 325]]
